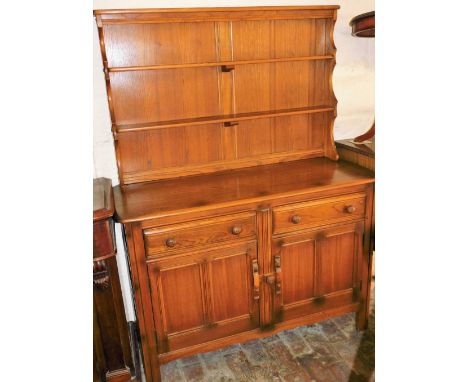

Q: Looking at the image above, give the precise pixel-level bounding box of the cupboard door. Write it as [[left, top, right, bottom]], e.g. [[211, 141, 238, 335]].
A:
[[271, 222, 363, 323], [147, 242, 259, 353]]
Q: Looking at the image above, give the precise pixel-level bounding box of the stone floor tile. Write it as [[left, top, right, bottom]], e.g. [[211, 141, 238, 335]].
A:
[[218, 343, 243, 355], [241, 339, 272, 365], [260, 333, 281, 344], [327, 360, 354, 381], [280, 371, 312, 382], [223, 348, 257, 382], [199, 349, 237, 381], [331, 336, 362, 365], [160, 361, 186, 382], [332, 313, 358, 338], [247, 365, 282, 382], [178, 354, 201, 366], [203, 373, 236, 382], [180, 362, 205, 382], [298, 324, 329, 343], [318, 320, 348, 342], [279, 329, 313, 358], [306, 340, 341, 363], [263, 338, 311, 381], [297, 353, 337, 381]]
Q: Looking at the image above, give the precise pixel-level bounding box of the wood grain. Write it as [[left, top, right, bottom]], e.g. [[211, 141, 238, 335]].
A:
[[158, 302, 358, 364], [94, 7, 339, 25], [147, 242, 259, 353], [143, 212, 256, 256], [113, 158, 374, 224], [336, 139, 375, 172], [110, 68, 221, 125], [115, 106, 335, 133], [103, 22, 218, 67], [272, 193, 366, 234], [256, 207, 273, 328], [93, 8, 376, 382], [272, 222, 363, 324], [95, 7, 339, 185], [108, 56, 334, 72]]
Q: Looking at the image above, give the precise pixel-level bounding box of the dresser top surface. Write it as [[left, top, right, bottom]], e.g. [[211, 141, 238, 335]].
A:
[[114, 158, 374, 223]]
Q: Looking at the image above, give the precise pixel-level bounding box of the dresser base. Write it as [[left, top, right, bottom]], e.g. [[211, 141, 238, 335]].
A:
[[159, 303, 360, 364]]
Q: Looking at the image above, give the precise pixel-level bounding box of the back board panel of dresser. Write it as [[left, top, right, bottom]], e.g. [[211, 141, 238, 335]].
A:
[[95, 7, 339, 184]]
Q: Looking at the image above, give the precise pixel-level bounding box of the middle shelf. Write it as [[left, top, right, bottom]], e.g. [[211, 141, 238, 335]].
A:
[[108, 55, 334, 72], [115, 105, 336, 134]]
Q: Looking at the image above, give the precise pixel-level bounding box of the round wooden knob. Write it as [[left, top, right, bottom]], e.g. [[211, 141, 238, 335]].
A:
[[266, 275, 275, 285], [291, 215, 301, 224], [165, 238, 176, 247], [231, 226, 242, 235], [345, 205, 356, 213]]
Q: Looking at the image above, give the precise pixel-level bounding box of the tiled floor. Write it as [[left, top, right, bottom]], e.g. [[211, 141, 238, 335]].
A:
[[160, 284, 375, 382]]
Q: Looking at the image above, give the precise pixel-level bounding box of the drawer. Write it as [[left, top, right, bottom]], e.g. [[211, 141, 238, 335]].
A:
[[144, 212, 256, 256], [273, 193, 366, 234]]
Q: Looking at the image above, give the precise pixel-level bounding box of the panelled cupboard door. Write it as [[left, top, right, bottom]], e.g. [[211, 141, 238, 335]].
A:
[[147, 241, 259, 353], [271, 222, 364, 323]]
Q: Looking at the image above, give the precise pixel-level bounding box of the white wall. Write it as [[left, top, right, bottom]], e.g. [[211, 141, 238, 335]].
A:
[[93, 0, 374, 320]]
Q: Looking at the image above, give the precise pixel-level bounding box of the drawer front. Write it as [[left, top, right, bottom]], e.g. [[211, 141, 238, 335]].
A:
[[144, 212, 256, 256], [273, 193, 366, 234]]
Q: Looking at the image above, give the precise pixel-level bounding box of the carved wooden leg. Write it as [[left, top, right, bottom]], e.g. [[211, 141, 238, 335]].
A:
[[93, 257, 133, 382]]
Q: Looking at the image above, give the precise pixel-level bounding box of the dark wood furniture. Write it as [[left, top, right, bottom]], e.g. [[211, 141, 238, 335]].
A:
[[94, 7, 375, 382], [336, 139, 374, 172], [94, 178, 134, 382], [336, 139, 375, 277], [349, 11, 375, 38], [349, 10, 375, 143]]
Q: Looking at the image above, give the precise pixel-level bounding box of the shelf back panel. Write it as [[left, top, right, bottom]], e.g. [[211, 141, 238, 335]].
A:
[[95, 6, 339, 184]]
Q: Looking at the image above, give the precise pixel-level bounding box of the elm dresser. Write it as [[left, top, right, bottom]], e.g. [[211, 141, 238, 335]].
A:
[[94, 6, 375, 381]]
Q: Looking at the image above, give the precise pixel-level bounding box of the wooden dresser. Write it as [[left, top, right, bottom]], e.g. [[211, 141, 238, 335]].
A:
[[94, 7, 375, 381], [93, 178, 134, 382]]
